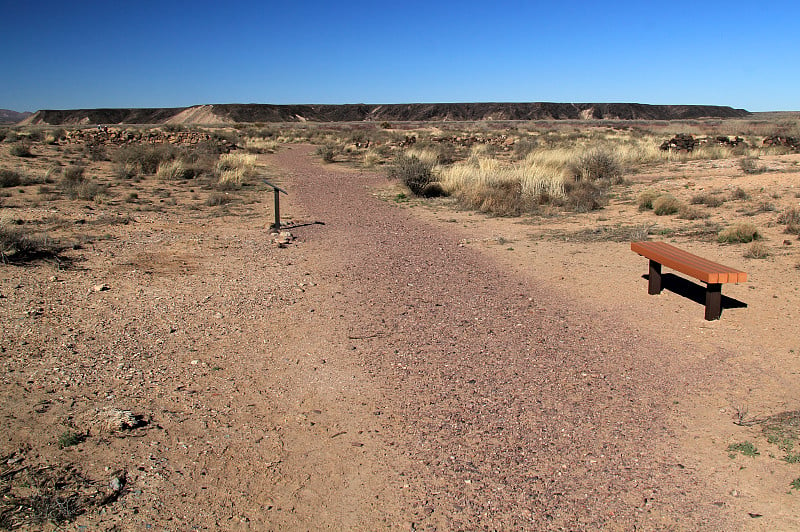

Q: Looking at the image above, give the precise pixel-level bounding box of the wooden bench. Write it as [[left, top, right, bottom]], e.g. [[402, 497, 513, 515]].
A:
[[631, 241, 747, 320]]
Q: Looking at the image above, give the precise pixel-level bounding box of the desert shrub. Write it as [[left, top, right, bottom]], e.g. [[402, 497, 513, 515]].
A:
[[85, 143, 108, 161], [388, 154, 435, 196], [678, 205, 709, 220], [0, 168, 26, 188], [9, 142, 33, 157], [458, 180, 532, 216], [778, 207, 800, 226], [652, 194, 682, 215], [59, 165, 104, 200], [744, 241, 770, 258], [316, 144, 339, 163], [570, 148, 623, 184], [690, 193, 724, 207], [637, 189, 660, 210], [0, 222, 60, 263], [739, 156, 767, 174], [562, 179, 605, 212], [156, 159, 195, 181], [113, 144, 178, 175], [730, 187, 749, 200], [205, 192, 233, 206], [512, 137, 538, 160], [718, 222, 760, 243]]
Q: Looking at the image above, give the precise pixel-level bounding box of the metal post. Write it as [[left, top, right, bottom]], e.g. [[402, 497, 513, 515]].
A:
[[272, 188, 281, 231]]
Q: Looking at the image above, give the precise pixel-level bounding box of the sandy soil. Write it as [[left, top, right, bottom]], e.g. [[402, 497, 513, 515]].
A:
[[1, 142, 799, 530]]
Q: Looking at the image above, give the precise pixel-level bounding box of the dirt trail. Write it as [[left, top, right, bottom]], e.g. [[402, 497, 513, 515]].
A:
[[261, 146, 735, 529]]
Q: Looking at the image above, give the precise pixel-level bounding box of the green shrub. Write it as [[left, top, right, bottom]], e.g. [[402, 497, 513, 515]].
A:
[[59, 165, 104, 200], [652, 194, 682, 215], [388, 154, 436, 196], [718, 222, 760, 243]]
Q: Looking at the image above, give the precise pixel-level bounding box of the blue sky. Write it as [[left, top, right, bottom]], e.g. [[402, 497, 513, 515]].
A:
[[1, 1, 798, 112]]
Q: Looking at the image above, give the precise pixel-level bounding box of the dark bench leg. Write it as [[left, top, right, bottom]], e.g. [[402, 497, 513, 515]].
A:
[[648, 260, 662, 295], [705, 283, 722, 321]]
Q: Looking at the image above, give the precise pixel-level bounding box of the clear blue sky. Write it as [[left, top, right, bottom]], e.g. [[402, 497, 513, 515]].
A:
[[2, 1, 798, 112]]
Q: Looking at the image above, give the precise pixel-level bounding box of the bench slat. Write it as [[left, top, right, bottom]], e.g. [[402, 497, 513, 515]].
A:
[[631, 241, 746, 283]]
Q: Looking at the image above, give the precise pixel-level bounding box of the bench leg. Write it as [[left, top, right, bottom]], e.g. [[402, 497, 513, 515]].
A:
[[648, 260, 662, 295], [705, 283, 722, 321]]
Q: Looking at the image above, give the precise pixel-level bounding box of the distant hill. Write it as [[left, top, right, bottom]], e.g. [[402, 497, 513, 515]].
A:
[[21, 102, 750, 126], [0, 109, 33, 124]]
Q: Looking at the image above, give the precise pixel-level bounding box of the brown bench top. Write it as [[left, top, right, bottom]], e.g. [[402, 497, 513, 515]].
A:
[[631, 241, 747, 284]]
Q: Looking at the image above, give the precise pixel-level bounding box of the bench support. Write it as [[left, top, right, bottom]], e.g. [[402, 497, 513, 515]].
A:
[[648, 260, 662, 295], [705, 283, 722, 321]]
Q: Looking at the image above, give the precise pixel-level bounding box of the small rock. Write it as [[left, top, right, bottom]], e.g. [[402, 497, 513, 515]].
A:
[[92, 283, 110, 292], [784, 240, 792, 246]]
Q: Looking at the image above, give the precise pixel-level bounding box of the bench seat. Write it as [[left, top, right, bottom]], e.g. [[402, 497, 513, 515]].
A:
[[631, 241, 746, 320]]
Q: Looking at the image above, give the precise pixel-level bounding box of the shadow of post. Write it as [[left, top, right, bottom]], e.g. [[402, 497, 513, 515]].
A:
[[644, 273, 748, 313]]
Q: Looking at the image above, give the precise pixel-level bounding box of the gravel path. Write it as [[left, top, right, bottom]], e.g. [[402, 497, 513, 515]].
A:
[[266, 146, 733, 530]]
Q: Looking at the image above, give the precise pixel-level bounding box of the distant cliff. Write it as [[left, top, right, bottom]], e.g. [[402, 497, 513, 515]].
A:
[[21, 102, 750, 126], [0, 109, 33, 124]]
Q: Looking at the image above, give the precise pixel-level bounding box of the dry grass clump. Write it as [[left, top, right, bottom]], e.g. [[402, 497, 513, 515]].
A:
[[678, 205, 709, 220], [569, 148, 623, 184], [58, 165, 105, 201], [690, 192, 725, 208], [739, 156, 768, 174], [214, 153, 258, 190], [0, 220, 61, 263], [0, 168, 37, 188], [652, 194, 683, 215], [9, 142, 33, 158], [744, 241, 770, 259], [156, 159, 196, 181], [718, 222, 761, 243], [112, 144, 178, 177], [637, 189, 660, 211]]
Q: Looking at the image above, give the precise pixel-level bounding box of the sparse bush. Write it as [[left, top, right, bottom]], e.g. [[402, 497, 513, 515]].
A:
[[571, 148, 623, 184], [0, 222, 60, 263], [113, 144, 178, 175], [563, 179, 605, 212], [678, 205, 708, 220], [316, 144, 340, 163], [59, 165, 104, 200], [459, 180, 532, 216], [0, 168, 26, 188], [9, 142, 33, 157], [718, 222, 760, 243], [205, 192, 233, 206], [690, 193, 724, 207], [744, 241, 770, 259], [778, 207, 800, 226], [637, 189, 660, 211], [730, 187, 749, 200], [388, 154, 435, 196], [739, 156, 767, 174], [652, 194, 682, 215]]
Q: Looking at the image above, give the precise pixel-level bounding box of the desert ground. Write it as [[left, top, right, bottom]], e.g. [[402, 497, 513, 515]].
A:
[[1, 122, 799, 530]]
